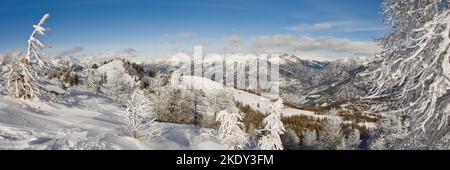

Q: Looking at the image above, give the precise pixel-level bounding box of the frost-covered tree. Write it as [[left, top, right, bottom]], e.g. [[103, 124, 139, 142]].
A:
[[368, 117, 408, 150], [364, 0, 450, 148], [344, 129, 361, 150], [108, 69, 132, 104], [281, 128, 300, 149], [381, 0, 450, 51], [123, 90, 162, 140], [183, 89, 206, 127], [200, 90, 236, 128], [258, 99, 286, 150], [84, 69, 102, 93], [26, 14, 50, 68], [4, 14, 51, 100], [216, 109, 248, 149], [5, 55, 40, 99], [247, 123, 258, 140], [152, 86, 195, 124], [318, 109, 344, 150], [302, 129, 318, 148]]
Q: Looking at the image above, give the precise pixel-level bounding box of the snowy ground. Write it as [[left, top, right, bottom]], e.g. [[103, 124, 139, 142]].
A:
[[0, 92, 226, 150]]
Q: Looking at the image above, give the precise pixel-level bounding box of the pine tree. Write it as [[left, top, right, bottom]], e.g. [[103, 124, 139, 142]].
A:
[[216, 109, 248, 149]]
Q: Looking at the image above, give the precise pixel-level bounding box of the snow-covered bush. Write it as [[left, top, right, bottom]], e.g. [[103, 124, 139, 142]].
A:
[[123, 90, 162, 140], [39, 128, 107, 150], [216, 109, 248, 150], [258, 99, 286, 150]]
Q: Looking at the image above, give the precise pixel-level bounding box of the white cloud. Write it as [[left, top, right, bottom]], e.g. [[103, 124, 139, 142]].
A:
[[250, 34, 380, 55], [58, 46, 84, 57], [313, 23, 334, 30], [285, 22, 334, 32], [285, 21, 388, 33], [177, 32, 197, 39], [118, 48, 137, 55], [224, 35, 241, 44], [159, 32, 198, 45]]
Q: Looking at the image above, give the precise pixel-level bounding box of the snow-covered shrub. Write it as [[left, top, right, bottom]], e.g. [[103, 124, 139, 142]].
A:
[[123, 90, 162, 140], [39, 128, 107, 150], [216, 109, 248, 150]]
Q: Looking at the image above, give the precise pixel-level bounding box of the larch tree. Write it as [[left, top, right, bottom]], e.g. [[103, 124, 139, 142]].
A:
[[364, 0, 450, 149]]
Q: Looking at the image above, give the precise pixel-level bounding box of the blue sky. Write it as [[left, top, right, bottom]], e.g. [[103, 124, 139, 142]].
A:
[[0, 0, 388, 58]]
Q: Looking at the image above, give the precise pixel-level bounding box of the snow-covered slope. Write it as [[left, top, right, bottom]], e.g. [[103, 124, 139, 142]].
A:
[[178, 75, 376, 129], [178, 75, 326, 119], [0, 92, 226, 150], [96, 59, 136, 86]]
